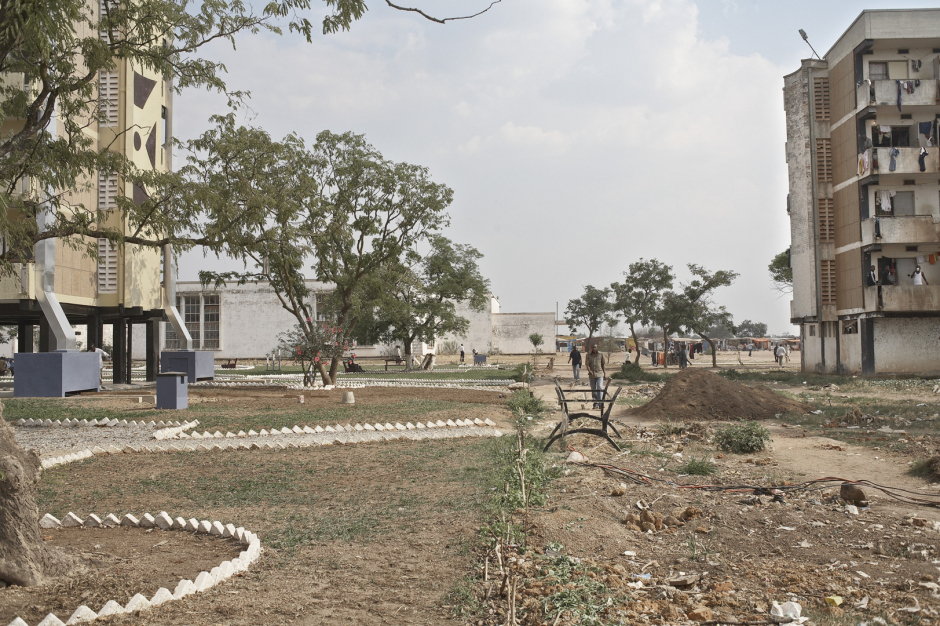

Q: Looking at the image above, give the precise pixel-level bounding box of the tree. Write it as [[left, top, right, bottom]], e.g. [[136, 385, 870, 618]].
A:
[[611, 258, 674, 363], [735, 319, 768, 339], [0, 0, 502, 273], [195, 126, 453, 384], [769, 250, 793, 294], [529, 332, 543, 365], [673, 264, 739, 368], [565, 285, 612, 343], [279, 323, 350, 387], [652, 291, 687, 368], [368, 235, 490, 371]]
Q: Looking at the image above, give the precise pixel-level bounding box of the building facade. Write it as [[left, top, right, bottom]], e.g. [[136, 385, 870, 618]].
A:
[[785, 9, 940, 375], [0, 2, 178, 383], [169, 281, 555, 359]]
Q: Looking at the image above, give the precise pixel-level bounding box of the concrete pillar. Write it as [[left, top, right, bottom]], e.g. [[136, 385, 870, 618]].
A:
[[86, 314, 101, 350], [198, 293, 204, 350], [145, 319, 159, 381], [112, 319, 126, 384], [125, 322, 133, 384], [38, 317, 52, 352], [17, 324, 33, 353]]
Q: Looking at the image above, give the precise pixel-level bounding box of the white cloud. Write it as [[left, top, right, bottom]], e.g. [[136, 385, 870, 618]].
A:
[[176, 0, 796, 332]]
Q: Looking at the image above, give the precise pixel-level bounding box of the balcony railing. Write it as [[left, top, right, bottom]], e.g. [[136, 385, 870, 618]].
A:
[[861, 215, 940, 246], [859, 79, 940, 108], [864, 284, 940, 313], [872, 147, 940, 175]]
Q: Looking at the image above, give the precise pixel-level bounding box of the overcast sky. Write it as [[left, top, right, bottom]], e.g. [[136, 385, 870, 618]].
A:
[[174, 0, 940, 336]]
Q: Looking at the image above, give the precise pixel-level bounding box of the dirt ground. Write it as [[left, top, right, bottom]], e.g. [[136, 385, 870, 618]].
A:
[[5, 365, 940, 625]]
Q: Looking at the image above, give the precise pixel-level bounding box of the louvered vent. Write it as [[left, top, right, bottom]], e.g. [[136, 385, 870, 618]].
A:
[[98, 172, 118, 210], [97, 239, 118, 294], [98, 71, 119, 127], [815, 139, 832, 183], [813, 77, 830, 121], [818, 198, 834, 242], [820, 260, 836, 305]]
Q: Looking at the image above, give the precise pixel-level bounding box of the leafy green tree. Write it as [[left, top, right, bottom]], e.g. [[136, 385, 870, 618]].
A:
[[769, 250, 793, 294], [191, 125, 453, 383], [611, 258, 674, 362], [652, 291, 687, 368], [368, 235, 490, 370], [565, 285, 612, 341], [673, 264, 739, 368], [734, 319, 768, 338], [528, 332, 543, 365]]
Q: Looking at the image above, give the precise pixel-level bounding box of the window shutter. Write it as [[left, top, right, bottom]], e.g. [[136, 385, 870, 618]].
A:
[[813, 78, 830, 121], [820, 259, 835, 305], [97, 239, 118, 294], [815, 139, 832, 183], [98, 171, 118, 211], [98, 71, 119, 128], [818, 198, 834, 242]]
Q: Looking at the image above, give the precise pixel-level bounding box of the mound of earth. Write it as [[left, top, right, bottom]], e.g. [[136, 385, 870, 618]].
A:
[[629, 368, 811, 421]]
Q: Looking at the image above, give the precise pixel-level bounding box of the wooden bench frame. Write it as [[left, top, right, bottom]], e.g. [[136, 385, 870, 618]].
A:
[[543, 380, 623, 452]]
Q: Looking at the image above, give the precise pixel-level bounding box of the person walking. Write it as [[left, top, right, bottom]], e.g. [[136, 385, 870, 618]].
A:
[[459, 344, 465, 363], [774, 343, 786, 367], [568, 344, 582, 382], [585, 343, 607, 409], [87, 342, 109, 389]]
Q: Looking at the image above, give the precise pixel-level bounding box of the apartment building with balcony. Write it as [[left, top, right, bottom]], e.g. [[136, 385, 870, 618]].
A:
[[785, 9, 940, 376], [0, 2, 188, 388]]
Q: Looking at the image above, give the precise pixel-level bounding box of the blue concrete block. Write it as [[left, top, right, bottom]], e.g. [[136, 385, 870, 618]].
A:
[[156, 372, 188, 409], [160, 351, 214, 382], [14, 351, 100, 397]]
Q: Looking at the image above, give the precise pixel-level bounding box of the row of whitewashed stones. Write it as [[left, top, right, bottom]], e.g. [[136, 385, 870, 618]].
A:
[[6, 511, 261, 626], [31, 417, 503, 470]]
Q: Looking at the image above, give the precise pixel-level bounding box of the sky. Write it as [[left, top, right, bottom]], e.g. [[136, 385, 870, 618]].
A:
[[173, 0, 940, 336]]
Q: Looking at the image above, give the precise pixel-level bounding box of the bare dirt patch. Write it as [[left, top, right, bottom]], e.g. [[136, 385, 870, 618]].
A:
[[629, 369, 811, 421], [0, 527, 242, 625]]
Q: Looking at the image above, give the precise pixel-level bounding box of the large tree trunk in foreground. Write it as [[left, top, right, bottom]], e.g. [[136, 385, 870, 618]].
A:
[[0, 407, 78, 587]]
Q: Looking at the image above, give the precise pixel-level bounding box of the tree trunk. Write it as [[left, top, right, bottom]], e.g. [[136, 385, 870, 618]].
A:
[[0, 408, 80, 586], [316, 360, 331, 385], [662, 328, 668, 368], [404, 338, 414, 372], [702, 334, 718, 368], [629, 324, 640, 365]]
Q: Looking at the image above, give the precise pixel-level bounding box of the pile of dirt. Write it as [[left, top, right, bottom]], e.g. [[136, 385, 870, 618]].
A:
[[629, 368, 811, 421]]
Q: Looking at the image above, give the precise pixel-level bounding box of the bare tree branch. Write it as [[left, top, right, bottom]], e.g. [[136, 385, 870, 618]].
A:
[[383, 0, 501, 24]]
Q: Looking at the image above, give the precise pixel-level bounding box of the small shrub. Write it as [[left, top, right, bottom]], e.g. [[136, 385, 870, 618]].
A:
[[511, 363, 534, 383], [676, 456, 717, 476], [506, 389, 544, 418], [658, 420, 686, 437], [909, 456, 940, 482], [612, 361, 666, 383], [437, 339, 460, 355], [713, 421, 771, 454]]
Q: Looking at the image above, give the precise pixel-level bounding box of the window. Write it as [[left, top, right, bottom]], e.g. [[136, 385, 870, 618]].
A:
[[869, 62, 888, 80], [873, 125, 910, 148], [315, 292, 330, 322], [842, 320, 858, 335], [165, 294, 201, 349], [203, 295, 220, 349], [808, 325, 817, 337]]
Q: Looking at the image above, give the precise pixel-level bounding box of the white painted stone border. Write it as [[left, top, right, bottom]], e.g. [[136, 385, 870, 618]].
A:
[[36, 420, 502, 470], [192, 380, 511, 393], [7, 511, 261, 626], [152, 420, 199, 440], [16, 419, 188, 429]]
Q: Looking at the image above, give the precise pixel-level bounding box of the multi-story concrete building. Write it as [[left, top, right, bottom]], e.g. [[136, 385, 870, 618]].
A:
[[785, 9, 940, 375], [0, 3, 188, 387]]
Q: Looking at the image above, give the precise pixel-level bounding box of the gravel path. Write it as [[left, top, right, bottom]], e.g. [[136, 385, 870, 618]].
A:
[[13, 424, 172, 458]]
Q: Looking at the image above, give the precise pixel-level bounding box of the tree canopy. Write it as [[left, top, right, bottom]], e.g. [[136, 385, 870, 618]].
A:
[[611, 258, 673, 360], [734, 319, 768, 338], [769, 249, 793, 294], [565, 285, 613, 340]]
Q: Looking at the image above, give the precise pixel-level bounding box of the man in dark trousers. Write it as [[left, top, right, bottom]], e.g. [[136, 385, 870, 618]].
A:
[[585, 343, 607, 409], [568, 344, 582, 382]]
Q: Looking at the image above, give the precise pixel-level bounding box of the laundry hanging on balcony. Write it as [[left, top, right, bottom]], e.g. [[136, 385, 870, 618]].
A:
[[920, 147, 929, 172], [889, 147, 900, 171], [858, 151, 870, 175], [880, 189, 896, 213], [896, 80, 919, 111]]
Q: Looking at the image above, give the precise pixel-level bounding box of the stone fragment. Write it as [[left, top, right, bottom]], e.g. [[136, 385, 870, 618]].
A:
[[259, 429, 269, 436], [210, 521, 225, 536], [474, 418, 484, 425], [248, 430, 259, 436], [149, 587, 173, 606], [416, 422, 425, 429], [225, 432, 236, 438], [292, 426, 303, 434], [325, 425, 336, 432], [120, 514, 139, 527], [384, 423, 395, 430], [91, 446, 108, 455], [374, 423, 384, 431], [222, 523, 237, 538], [8, 617, 29, 626], [840, 483, 868, 506], [218, 560, 235, 580], [363, 423, 375, 431], [124, 593, 150, 612], [106, 445, 122, 454], [193, 570, 215, 591], [37, 614, 65, 626], [395, 423, 406, 431], [280, 427, 292, 435], [173, 579, 196, 599], [102, 513, 120, 526], [354, 423, 364, 431], [122, 445, 140, 454], [484, 418, 496, 426], [172, 517, 187, 530], [40, 513, 62, 529], [303, 426, 316, 434], [66, 605, 97, 624], [186, 518, 199, 532], [154, 511, 174, 530], [139, 513, 156, 528], [436, 420, 447, 427], [96, 600, 125, 617], [83, 514, 102, 528], [687, 606, 713, 622]]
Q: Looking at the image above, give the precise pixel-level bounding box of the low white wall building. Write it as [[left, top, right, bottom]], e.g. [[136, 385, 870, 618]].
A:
[[159, 281, 555, 359]]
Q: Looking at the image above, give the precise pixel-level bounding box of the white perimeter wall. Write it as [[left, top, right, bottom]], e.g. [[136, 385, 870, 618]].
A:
[[492, 313, 555, 354]]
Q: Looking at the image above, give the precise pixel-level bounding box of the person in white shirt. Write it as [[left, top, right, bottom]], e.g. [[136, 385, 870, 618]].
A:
[[774, 344, 786, 367], [909, 265, 929, 285], [87, 342, 109, 388]]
